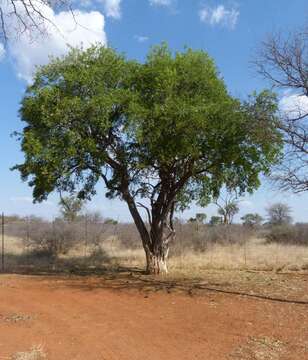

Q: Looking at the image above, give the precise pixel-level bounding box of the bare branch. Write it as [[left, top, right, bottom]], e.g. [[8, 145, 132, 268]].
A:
[[137, 202, 152, 226], [255, 24, 308, 193], [0, 0, 73, 43]]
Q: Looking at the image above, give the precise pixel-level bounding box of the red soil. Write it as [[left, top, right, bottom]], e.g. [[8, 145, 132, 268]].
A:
[[0, 273, 308, 359]]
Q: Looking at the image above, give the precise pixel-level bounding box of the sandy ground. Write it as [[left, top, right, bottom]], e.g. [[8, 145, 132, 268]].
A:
[[1, 271, 308, 360]]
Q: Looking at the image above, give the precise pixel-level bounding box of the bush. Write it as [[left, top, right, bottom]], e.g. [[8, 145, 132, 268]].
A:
[[265, 223, 308, 245], [21, 219, 84, 256], [171, 223, 252, 255], [5, 215, 115, 257], [117, 223, 140, 249]]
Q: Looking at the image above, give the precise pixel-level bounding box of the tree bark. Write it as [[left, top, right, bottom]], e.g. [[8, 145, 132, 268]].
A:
[[127, 203, 173, 274], [123, 190, 175, 275], [145, 243, 169, 275]]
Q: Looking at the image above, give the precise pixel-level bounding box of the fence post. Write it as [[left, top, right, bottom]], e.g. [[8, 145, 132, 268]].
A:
[[84, 215, 88, 258], [1, 212, 4, 272], [244, 236, 247, 268], [179, 221, 183, 270]]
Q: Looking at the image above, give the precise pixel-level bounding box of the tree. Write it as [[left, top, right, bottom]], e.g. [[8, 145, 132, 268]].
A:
[[209, 216, 223, 226], [59, 195, 84, 222], [266, 203, 293, 226], [188, 213, 207, 224], [13, 45, 282, 274], [104, 218, 118, 225], [0, 0, 72, 43], [82, 210, 104, 223], [196, 213, 207, 224], [215, 194, 240, 225], [255, 25, 308, 192], [241, 213, 263, 228]]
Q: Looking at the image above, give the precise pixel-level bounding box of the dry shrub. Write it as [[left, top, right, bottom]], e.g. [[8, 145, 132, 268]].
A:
[[266, 224, 308, 245], [5, 216, 116, 257], [171, 224, 252, 256], [87, 246, 110, 266], [116, 223, 140, 249], [5, 217, 253, 257], [5, 215, 308, 273]]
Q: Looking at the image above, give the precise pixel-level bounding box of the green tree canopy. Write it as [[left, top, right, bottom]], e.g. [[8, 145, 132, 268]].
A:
[[13, 44, 282, 273], [241, 213, 263, 228], [196, 213, 207, 224], [209, 216, 223, 226], [59, 195, 85, 222]]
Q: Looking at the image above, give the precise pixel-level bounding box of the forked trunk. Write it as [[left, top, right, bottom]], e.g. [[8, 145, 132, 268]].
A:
[[124, 193, 175, 275]]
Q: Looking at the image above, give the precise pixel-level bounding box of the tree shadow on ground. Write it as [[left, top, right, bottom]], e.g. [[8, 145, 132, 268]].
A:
[[60, 271, 308, 305], [2, 250, 308, 306], [3, 246, 115, 275]]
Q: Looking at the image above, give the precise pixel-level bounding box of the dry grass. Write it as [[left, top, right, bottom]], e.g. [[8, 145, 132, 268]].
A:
[[101, 237, 308, 273], [4, 236, 24, 255], [5, 234, 308, 274], [169, 238, 308, 273], [230, 337, 286, 360], [11, 345, 46, 360], [0, 313, 34, 323]]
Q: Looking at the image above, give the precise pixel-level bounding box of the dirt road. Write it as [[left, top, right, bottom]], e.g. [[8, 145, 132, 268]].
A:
[[0, 272, 308, 359]]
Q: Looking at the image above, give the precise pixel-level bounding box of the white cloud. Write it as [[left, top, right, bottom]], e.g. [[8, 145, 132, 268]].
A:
[[149, 0, 173, 7], [134, 35, 149, 43], [0, 43, 5, 60], [279, 93, 308, 119], [100, 0, 122, 19], [199, 5, 239, 29], [7, 5, 107, 82]]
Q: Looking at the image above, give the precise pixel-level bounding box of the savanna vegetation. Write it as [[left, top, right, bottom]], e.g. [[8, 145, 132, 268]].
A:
[[4, 197, 308, 275]]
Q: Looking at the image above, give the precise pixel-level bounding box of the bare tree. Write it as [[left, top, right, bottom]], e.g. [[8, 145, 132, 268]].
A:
[[255, 25, 308, 192], [0, 0, 72, 43], [266, 203, 293, 226]]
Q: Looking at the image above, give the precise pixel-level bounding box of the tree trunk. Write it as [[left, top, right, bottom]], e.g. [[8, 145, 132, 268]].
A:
[[124, 193, 174, 275], [145, 244, 169, 275]]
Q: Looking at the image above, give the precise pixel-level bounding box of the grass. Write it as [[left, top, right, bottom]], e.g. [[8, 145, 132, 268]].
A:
[[102, 237, 308, 274], [4, 234, 308, 275], [0, 313, 34, 323], [11, 346, 46, 360], [170, 238, 308, 273], [230, 337, 286, 360]]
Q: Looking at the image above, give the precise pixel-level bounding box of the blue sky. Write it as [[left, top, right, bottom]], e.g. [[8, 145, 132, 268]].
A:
[[0, 0, 308, 222]]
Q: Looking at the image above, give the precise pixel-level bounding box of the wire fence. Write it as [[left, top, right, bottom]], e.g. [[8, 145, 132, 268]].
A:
[[2, 213, 308, 274]]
